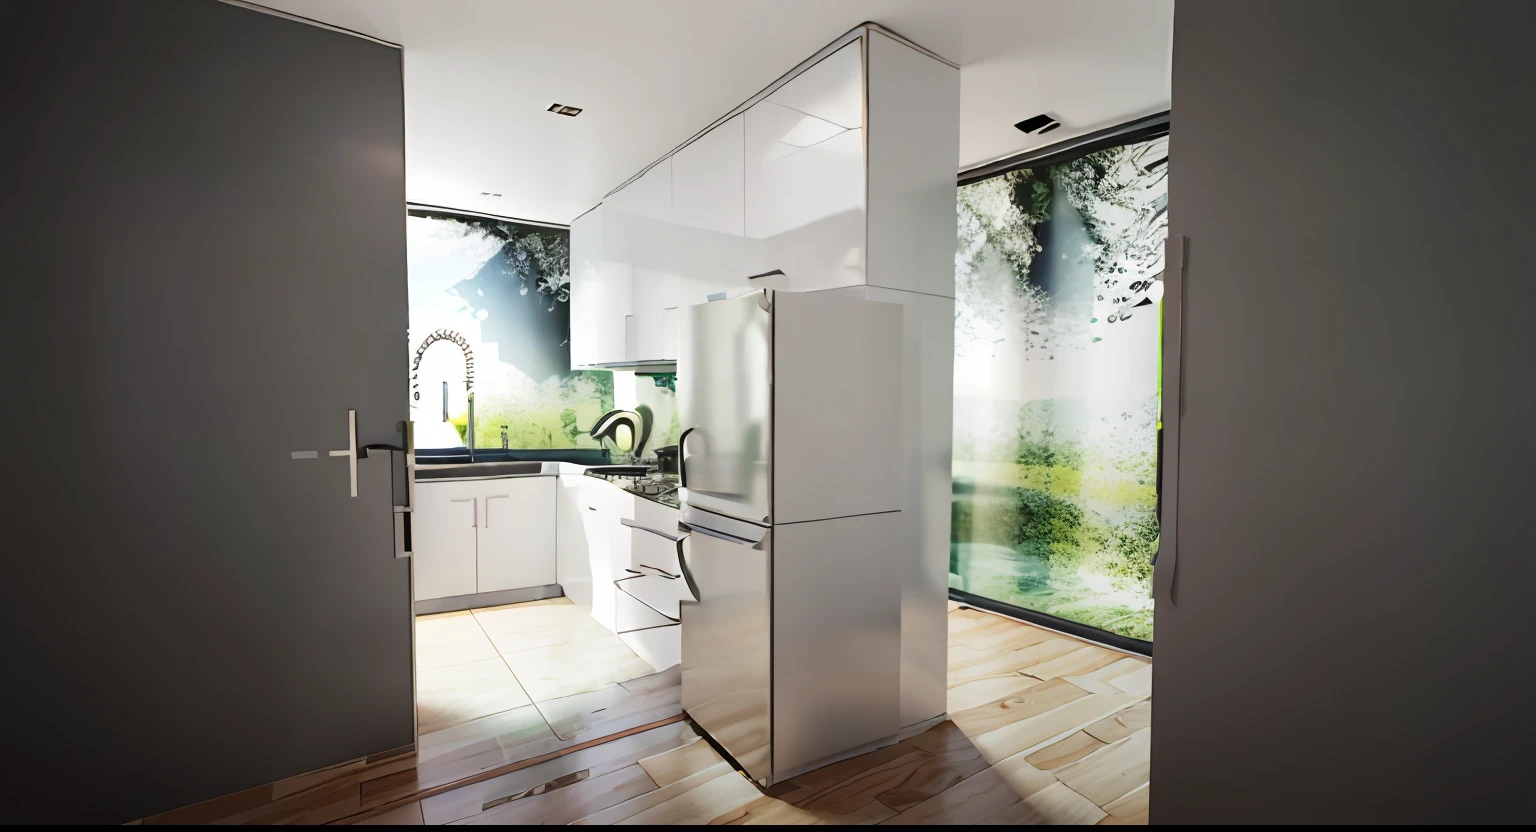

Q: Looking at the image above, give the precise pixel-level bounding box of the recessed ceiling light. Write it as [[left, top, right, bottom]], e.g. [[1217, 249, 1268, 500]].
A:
[[1015, 113, 1061, 134], [547, 103, 583, 117]]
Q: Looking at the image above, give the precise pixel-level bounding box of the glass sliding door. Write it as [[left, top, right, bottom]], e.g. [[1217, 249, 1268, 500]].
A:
[[950, 128, 1168, 645]]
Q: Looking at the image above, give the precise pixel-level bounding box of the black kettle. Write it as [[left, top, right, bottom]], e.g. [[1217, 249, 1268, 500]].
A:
[[654, 444, 680, 475]]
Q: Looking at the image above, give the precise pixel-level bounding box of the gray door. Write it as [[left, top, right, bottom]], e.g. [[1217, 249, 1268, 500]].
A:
[[4, 1, 409, 823], [1156, 0, 1535, 823]]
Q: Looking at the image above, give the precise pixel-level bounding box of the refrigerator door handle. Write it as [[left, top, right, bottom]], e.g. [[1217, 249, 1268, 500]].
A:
[[681, 522, 755, 546], [678, 427, 695, 488], [676, 536, 700, 602]]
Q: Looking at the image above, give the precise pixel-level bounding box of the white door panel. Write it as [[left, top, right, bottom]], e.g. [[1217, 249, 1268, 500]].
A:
[[556, 475, 593, 608], [413, 481, 479, 601], [476, 477, 557, 593]]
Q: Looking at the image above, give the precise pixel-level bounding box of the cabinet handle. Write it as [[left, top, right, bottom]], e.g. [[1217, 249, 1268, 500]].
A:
[[451, 497, 475, 527]]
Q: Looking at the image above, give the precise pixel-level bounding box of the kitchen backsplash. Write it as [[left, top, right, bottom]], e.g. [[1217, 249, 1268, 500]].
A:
[[613, 370, 681, 458], [407, 209, 612, 450]]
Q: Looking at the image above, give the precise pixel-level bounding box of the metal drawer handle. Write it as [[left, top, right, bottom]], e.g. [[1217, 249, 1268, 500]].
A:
[[620, 517, 683, 541], [682, 523, 753, 546]]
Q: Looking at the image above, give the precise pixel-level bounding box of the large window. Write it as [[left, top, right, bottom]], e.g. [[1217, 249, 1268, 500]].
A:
[[950, 129, 1167, 644], [407, 209, 612, 450]]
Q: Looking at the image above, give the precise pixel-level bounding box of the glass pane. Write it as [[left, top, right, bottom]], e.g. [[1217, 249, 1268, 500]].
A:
[[951, 135, 1168, 643]]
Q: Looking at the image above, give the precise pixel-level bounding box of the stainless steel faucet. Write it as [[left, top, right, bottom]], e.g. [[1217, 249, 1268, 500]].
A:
[[467, 392, 475, 462], [501, 426, 509, 450]]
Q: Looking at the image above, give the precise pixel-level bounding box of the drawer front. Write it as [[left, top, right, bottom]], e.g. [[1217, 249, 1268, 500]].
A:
[[629, 524, 682, 577], [630, 497, 679, 534]]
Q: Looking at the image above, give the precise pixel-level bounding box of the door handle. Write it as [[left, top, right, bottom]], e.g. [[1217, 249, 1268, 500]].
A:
[[393, 420, 416, 558], [676, 536, 699, 603], [326, 409, 360, 497], [678, 427, 695, 488]]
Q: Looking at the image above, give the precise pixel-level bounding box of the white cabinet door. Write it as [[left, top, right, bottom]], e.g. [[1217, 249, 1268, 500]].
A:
[[568, 208, 602, 368], [611, 160, 678, 364], [671, 114, 758, 309], [571, 204, 632, 367], [578, 477, 618, 630], [673, 114, 744, 236], [476, 477, 557, 593], [745, 39, 865, 293], [413, 481, 479, 601], [556, 474, 592, 608]]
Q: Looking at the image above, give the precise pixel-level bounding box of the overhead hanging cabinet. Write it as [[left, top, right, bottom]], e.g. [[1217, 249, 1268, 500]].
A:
[[569, 28, 954, 368]]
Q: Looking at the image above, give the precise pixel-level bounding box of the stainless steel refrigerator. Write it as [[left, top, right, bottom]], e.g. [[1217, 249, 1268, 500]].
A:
[[677, 289, 906, 786]]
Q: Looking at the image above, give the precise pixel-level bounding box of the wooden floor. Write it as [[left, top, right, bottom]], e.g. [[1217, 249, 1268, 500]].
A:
[[351, 599, 1152, 825]]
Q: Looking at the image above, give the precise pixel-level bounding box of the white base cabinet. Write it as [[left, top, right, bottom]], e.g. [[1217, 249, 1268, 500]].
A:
[[477, 478, 557, 593], [413, 477, 557, 602], [413, 481, 480, 601], [554, 473, 683, 673], [556, 473, 593, 609]]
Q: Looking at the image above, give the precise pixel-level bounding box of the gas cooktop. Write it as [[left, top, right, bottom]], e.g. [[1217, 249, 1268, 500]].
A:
[[584, 468, 681, 508]]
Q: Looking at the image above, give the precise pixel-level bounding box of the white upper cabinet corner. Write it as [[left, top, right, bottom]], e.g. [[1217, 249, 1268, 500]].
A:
[[609, 157, 672, 222], [744, 39, 866, 290], [568, 207, 601, 368], [766, 39, 863, 130], [672, 113, 744, 236]]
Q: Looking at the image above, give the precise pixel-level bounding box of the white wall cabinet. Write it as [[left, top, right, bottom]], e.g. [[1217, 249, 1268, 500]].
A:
[[672, 114, 756, 305], [745, 40, 866, 293], [413, 478, 557, 602], [568, 208, 602, 369], [569, 37, 890, 371]]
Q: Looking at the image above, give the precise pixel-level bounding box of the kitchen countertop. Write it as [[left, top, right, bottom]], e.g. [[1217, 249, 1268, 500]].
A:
[[413, 461, 681, 510]]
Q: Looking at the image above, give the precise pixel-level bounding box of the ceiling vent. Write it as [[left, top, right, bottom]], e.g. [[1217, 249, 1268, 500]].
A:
[[1014, 113, 1061, 135], [547, 103, 583, 117], [479, 191, 502, 197]]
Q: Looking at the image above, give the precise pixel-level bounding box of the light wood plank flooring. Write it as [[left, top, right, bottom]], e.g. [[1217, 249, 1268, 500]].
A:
[[359, 601, 1151, 825]]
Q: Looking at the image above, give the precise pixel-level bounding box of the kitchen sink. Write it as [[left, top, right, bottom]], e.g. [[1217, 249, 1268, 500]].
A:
[[415, 461, 545, 480]]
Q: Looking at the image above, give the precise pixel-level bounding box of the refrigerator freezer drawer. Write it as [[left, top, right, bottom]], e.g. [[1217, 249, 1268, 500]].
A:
[[680, 521, 772, 784]]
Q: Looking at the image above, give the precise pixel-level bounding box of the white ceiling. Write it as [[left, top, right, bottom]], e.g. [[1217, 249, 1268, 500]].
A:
[[254, 0, 1172, 225]]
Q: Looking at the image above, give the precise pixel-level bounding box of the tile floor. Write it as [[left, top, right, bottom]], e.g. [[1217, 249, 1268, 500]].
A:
[[415, 599, 655, 736], [360, 599, 1152, 825], [395, 598, 681, 807]]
